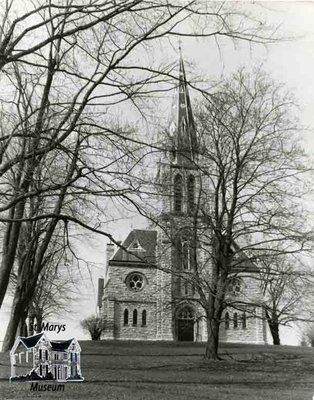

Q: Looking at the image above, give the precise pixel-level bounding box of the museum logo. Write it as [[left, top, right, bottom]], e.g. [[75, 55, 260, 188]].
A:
[[10, 332, 84, 383]]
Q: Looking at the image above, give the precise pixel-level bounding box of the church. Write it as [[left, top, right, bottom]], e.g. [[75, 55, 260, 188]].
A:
[[98, 54, 267, 344]]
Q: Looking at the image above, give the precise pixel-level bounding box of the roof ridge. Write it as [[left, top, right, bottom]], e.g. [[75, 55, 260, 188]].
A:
[[20, 332, 43, 339], [132, 229, 156, 233], [50, 338, 74, 343]]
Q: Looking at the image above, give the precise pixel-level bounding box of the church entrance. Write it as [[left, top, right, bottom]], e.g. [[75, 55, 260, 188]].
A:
[[176, 306, 195, 342]]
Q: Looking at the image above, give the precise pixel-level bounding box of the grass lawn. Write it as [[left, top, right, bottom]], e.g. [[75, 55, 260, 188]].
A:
[[1, 340, 314, 399]]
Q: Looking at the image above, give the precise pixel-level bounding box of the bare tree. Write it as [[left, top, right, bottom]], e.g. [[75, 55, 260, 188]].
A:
[[29, 261, 77, 332], [0, 57, 143, 349], [301, 323, 314, 347], [11, 250, 77, 337], [81, 315, 106, 341], [198, 69, 311, 358], [152, 68, 311, 359], [2, 137, 82, 350], [0, 0, 278, 313], [260, 253, 312, 345]]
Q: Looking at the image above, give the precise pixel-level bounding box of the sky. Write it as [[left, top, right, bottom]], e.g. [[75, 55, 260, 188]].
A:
[[1, 1, 314, 346]]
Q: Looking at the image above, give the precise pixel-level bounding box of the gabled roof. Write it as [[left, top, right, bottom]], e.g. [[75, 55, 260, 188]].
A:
[[230, 242, 259, 273], [19, 333, 44, 349], [10, 333, 49, 355], [110, 230, 156, 265], [10, 333, 82, 354], [109, 229, 259, 273], [50, 339, 74, 351]]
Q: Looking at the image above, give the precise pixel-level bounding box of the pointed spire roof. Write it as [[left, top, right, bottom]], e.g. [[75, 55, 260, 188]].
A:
[[175, 51, 197, 165]]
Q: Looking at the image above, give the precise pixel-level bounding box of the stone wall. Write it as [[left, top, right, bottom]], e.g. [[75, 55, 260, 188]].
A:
[[102, 297, 115, 339], [106, 264, 158, 302], [156, 226, 175, 340], [102, 258, 267, 344], [103, 264, 158, 340], [114, 300, 157, 340], [102, 209, 267, 344], [220, 307, 265, 344], [219, 273, 266, 344]]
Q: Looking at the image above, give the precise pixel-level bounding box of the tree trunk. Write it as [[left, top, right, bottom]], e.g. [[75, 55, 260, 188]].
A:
[[2, 289, 32, 351], [35, 313, 43, 333], [268, 320, 280, 345], [0, 50, 56, 311], [204, 318, 220, 360], [3, 218, 60, 348], [0, 203, 25, 309], [18, 310, 28, 337], [28, 313, 35, 336], [265, 309, 281, 345], [2, 140, 78, 347]]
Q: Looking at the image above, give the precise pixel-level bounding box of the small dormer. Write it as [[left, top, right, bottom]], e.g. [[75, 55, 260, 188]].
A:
[[109, 230, 157, 265], [128, 239, 145, 253]]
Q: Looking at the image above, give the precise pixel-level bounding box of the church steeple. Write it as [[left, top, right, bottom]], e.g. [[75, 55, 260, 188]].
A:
[[175, 52, 197, 166], [156, 51, 199, 217]]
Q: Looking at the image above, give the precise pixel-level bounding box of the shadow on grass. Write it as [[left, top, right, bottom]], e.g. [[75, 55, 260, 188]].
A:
[[79, 379, 288, 388], [85, 352, 203, 357]]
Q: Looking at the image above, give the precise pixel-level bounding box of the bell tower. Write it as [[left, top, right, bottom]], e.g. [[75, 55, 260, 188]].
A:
[[155, 51, 205, 341], [156, 51, 200, 218]]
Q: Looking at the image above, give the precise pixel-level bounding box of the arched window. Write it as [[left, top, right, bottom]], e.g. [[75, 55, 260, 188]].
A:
[[177, 230, 197, 272], [176, 238, 182, 270], [133, 309, 138, 326], [142, 310, 147, 326], [174, 174, 183, 213], [181, 241, 196, 271], [233, 313, 238, 329], [187, 175, 195, 213], [242, 312, 246, 329], [182, 242, 189, 270], [124, 309, 128, 325], [189, 242, 196, 271], [184, 281, 189, 295], [191, 283, 195, 296], [225, 312, 230, 330]]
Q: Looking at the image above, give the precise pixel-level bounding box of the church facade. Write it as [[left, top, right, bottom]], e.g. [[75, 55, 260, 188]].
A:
[[99, 56, 267, 344]]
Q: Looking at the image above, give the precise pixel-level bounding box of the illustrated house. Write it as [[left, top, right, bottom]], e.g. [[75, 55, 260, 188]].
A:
[[10, 333, 83, 382], [99, 54, 268, 344]]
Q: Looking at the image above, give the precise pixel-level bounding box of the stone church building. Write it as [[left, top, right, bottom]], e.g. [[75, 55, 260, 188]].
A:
[[99, 55, 267, 344]]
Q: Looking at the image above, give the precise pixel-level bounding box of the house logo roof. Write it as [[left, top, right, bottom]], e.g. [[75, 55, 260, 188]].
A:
[[17, 333, 44, 349]]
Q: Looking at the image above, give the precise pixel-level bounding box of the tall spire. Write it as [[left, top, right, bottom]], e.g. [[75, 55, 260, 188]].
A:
[[175, 50, 197, 165]]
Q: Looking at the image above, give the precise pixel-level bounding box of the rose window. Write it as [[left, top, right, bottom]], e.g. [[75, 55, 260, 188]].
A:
[[127, 273, 144, 291]]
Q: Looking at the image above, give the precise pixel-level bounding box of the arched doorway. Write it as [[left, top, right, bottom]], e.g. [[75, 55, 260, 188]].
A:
[[176, 306, 195, 341]]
